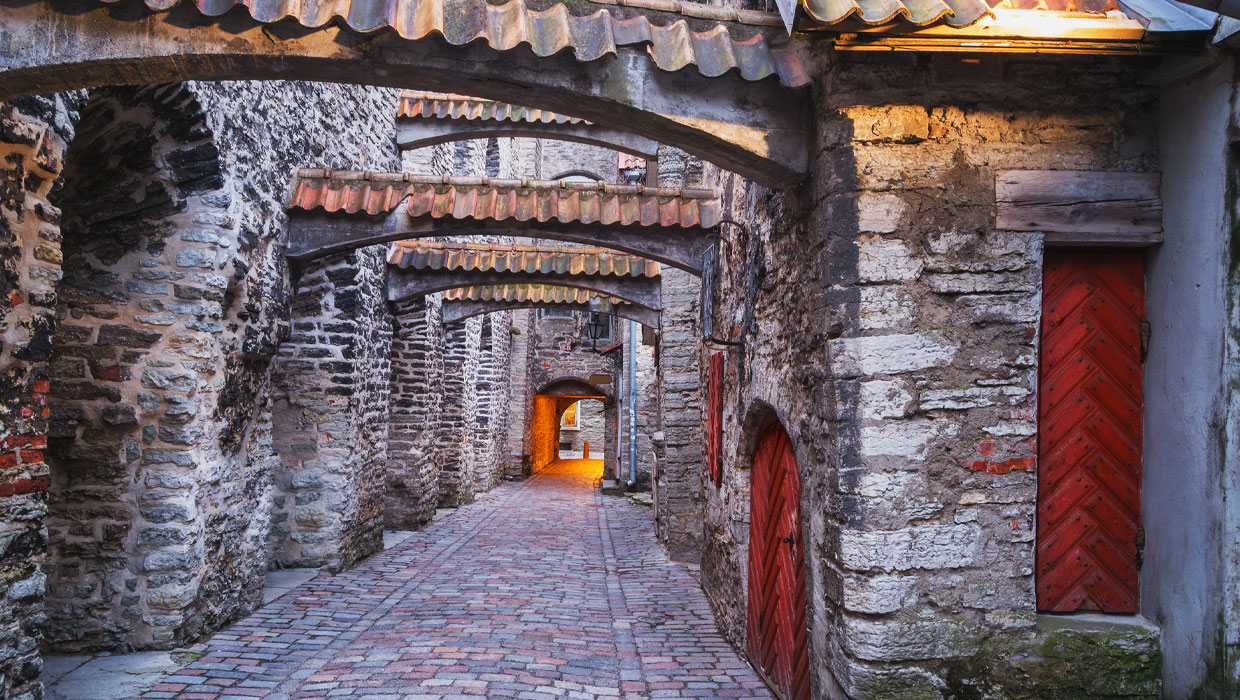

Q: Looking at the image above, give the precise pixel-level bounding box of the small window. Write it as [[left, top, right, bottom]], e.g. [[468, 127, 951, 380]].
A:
[[561, 401, 580, 431], [540, 308, 574, 321]]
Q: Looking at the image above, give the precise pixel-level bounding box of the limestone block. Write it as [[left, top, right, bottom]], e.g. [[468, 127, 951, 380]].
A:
[[830, 334, 957, 378], [926, 271, 1037, 294], [842, 574, 916, 614], [843, 614, 984, 661], [857, 194, 906, 234], [859, 379, 912, 419], [860, 419, 954, 460], [857, 236, 922, 283], [858, 286, 913, 330], [840, 524, 980, 572]]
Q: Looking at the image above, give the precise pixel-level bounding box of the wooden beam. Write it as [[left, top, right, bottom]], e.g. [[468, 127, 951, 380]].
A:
[[996, 170, 1163, 246], [388, 267, 663, 310], [443, 300, 660, 328], [288, 210, 713, 274], [0, 0, 809, 189], [397, 120, 660, 161]]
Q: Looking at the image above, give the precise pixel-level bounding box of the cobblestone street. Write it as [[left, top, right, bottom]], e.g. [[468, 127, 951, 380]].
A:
[[140, 460, 772, 699]]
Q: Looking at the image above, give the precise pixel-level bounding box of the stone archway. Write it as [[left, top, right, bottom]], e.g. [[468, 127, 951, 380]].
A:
[[530, 377, 612, 473], [0, 0, 811, 188]]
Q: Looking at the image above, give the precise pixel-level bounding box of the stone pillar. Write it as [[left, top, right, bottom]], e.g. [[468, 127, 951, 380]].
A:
[[269, 247, 391, 571], [0, 94, 76, 700], [436, 319, 481, 506], [385, 296, 445, 529], [655, 267, 704, 561], [504, 309, 533, 479]]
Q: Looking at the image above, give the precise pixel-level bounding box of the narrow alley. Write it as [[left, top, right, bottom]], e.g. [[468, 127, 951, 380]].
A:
[[138, 460, 772, 700]]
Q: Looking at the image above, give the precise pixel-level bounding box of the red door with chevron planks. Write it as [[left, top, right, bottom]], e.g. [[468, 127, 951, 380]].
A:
[[1037, 249, 1145, 613], [746, 418, 810, 700]]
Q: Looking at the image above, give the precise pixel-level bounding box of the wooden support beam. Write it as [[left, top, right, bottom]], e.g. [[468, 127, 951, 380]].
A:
[[996, 170, 1163, 246], [443, 300, 660, 328], [397, 120, 660, 161], [0, 0, 809, 188], [388, 267, 662, 310], [288, 210, 713, 274]]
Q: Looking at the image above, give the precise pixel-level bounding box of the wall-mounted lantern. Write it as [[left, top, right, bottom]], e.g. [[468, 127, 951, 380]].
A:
[[587, 311, 611, 350]]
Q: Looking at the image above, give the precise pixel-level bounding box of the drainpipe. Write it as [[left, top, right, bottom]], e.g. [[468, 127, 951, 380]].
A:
[[615, 349, 623, 481], [628, 320, 638, 487]]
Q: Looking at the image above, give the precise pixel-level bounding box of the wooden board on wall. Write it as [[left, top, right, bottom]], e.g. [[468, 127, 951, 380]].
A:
[[996, 170, 1162, 246]]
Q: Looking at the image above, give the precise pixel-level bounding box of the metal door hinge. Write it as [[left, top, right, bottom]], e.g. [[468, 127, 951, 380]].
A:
[[1136, 526, 1146, 570], [1140, 320, 1151, 361]]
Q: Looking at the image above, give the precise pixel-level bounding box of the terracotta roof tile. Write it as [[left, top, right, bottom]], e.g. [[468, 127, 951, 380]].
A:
[[107, 0, 809, 87], [388, 241, 660, 278], [443, 284, 626, 305], [398, 92, 586, 125], [292, 170, 718, 229]]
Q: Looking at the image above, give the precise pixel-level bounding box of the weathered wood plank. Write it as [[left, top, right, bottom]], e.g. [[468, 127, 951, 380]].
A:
[[996, 170, 1163, 246]]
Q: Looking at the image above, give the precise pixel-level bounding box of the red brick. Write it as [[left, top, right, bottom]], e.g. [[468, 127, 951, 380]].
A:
[[19, 449, 43, 464]]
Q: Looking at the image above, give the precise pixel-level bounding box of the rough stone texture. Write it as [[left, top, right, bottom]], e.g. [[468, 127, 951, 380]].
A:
[[385, 296, 445, 529], [0, 92, 80, 700], [436, 318, 482, 506], [697, 52, 1162, 698], [471, 313, 514, 494], [654, 266, 704, 562], [42, 79, 401, 662], [649, 146, 706, 561], [269, 247, 393, 571]]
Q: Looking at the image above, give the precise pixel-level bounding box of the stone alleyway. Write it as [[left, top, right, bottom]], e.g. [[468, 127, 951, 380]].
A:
[[138, 460, 772, 700]]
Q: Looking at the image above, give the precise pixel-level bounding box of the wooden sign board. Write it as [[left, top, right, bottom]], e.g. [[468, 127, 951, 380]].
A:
[[996, 170, 1162, 246]]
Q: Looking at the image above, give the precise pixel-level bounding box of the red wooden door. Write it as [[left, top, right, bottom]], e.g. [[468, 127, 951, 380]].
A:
[[706, 352, 724, 487], [747, 419, 810, 700], [1038, 249, 1145, 613]]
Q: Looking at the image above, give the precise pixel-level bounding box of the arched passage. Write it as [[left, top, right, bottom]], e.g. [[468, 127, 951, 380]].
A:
[[529, 378, 611, 474], [0, 0, 810, 187]]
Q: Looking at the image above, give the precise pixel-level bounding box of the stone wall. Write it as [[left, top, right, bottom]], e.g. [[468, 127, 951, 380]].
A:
[[436, 319, 482, 506], [503, 309, 533, 478], [0, 92, 79, 700], [654, 267, 704, 560], [386, 296, 445, 529], [41, 79, 399, 658], [525, 311, 621, 476], [472, 313, 514, 493], [0, 78, 401, 697], [269, 248, 393, 571], [558, 398, 604, 458], [699, 53, 1164, 698]]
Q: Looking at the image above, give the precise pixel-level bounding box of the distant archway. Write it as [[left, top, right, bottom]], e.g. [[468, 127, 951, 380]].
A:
[[530, 377, 613, 474]]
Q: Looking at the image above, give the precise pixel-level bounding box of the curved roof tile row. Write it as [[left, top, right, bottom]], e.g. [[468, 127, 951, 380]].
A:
[[107, 0, 811, 86], [291, 170, 718, 228], [802, 0, 991, 26], [398, 91, 587, 125], [389, 241, 661, 278], [443, 284, 628, 305]]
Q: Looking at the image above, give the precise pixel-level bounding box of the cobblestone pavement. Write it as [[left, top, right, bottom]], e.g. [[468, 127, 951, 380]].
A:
[[141, 460, 773, 699]]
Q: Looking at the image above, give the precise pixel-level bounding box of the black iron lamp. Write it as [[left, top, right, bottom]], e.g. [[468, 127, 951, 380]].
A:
[[586, 311, 610, 350]]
